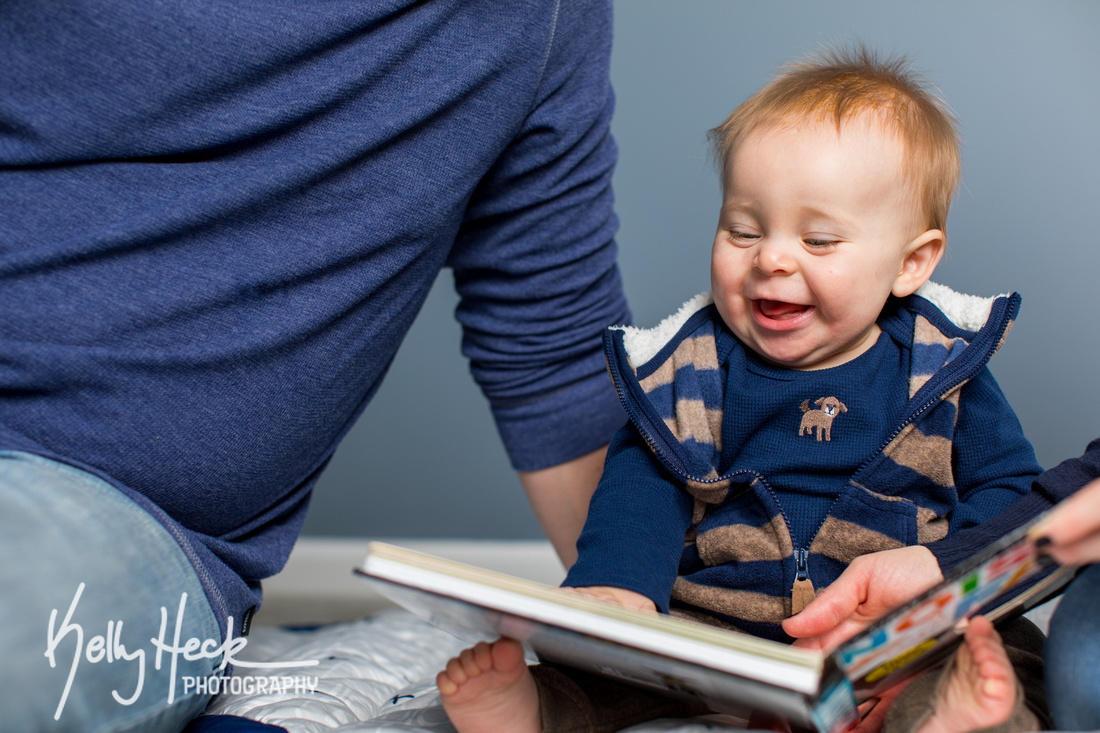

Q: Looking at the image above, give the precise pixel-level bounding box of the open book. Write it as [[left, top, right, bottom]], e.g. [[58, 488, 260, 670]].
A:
[[355, 518, 1074, 733]]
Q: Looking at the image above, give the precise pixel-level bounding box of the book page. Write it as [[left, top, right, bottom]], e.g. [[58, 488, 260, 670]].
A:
[[836, 521, 1072, 694], [358, 542, 861, 732]]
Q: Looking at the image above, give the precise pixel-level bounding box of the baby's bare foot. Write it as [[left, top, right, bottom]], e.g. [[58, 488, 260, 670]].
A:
[[915, 616, 1020, 733], [437, 639, 541, 733]]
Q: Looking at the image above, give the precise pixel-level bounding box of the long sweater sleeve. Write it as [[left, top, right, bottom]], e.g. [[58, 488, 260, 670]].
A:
[[563, 426, 695, 612], [943, 366, 1043, 534], [929, 437, 1100, 572], [446, 0, 630, 471]]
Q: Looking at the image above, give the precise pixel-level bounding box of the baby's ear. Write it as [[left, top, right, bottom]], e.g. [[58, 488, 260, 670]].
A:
[[892, 229, 945, 298]]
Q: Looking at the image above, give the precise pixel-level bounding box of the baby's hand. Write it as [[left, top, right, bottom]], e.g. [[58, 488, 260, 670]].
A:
[[563, 586, 658, 614]]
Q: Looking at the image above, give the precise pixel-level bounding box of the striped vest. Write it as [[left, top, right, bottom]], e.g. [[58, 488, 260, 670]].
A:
[[602, 282, 1021, 638]]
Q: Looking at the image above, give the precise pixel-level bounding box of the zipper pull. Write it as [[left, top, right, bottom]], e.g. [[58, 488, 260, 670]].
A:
[[791, 549, 815, 615]]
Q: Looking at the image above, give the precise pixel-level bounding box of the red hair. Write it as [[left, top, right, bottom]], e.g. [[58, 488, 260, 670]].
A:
[[709, 44, 961, 231]]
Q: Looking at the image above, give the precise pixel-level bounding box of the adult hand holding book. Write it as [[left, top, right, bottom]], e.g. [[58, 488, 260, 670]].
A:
[[784, 546, 944, 652], [1029, 477, 1100, 566], [783, 546, 944, 731]]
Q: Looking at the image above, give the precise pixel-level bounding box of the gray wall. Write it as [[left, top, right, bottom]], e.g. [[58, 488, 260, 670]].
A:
[[302, 1, 1100, 539]]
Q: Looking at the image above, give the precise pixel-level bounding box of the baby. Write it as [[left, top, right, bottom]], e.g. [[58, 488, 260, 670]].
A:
[[439, 45, 1045, 733]]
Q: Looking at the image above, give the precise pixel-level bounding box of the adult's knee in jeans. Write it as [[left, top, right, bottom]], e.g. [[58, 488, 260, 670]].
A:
[[1045, 565, 1100, 729], [0, 452, 223, 732]]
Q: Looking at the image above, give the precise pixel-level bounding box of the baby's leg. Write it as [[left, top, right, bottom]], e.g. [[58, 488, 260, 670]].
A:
[[884, 616, 1042, 733], [437, 639, 542, 733]]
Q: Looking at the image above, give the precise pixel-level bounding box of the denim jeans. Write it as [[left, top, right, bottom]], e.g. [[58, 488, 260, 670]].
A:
[[0, 451, 221, 732], [1045, 563, 1100, 730]]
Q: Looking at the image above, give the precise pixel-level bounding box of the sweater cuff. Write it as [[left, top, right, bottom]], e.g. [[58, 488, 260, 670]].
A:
[[491, 371, 626, 472], [561, 569, 672, 614], [926, 492, 1051, 573], [928, 439, 1100, 573]]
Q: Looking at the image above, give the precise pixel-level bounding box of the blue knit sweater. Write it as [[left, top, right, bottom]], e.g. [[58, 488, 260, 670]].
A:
[[0, 0, 630, 632], [565, 285, 1041, 641]]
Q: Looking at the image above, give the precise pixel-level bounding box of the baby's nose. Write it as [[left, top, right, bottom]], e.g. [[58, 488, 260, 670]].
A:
[[754, 239, 797, 275]]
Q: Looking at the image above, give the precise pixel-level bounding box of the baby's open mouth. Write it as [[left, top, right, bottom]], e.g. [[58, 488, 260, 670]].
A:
[[756, 299, 811, 320]]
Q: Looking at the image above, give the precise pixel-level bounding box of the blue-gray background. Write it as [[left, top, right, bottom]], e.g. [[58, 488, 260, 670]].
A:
[[302, 1, 1100, 539]]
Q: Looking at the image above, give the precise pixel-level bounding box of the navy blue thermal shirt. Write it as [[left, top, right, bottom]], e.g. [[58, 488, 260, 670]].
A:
[[0, 0, 630, 628]]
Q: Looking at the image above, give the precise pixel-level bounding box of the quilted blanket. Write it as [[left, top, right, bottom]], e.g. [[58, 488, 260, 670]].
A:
[[190, 610, 734, 732]]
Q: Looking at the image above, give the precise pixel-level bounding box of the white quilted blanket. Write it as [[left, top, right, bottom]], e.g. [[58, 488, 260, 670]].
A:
[[201, 609, 737, 732]]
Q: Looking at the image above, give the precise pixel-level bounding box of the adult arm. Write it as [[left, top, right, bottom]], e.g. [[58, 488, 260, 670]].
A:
[[444, 0, 630, 566], [518, 445, 608, 568]]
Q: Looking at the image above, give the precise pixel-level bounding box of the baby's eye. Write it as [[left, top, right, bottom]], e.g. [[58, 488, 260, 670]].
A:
[[803, 237, 837, 249], [727, 229, 761, 245]]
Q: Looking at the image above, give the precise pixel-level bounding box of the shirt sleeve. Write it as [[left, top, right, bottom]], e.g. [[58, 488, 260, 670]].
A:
[[563, 426, 695, 612], [947, 368, 1042, 527], [444, 0, 630, 472], [929, 436, 1100, 572], [923, 367, 1042, 569]]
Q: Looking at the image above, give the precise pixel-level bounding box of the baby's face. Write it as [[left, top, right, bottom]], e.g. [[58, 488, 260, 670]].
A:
[[711, 116, 927, 370]]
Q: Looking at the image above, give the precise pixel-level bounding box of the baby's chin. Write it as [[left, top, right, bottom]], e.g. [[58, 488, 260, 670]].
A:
[[733, 336, 821, 370], [732, 327, 853, 371], [754, 349, 833, 371], [753, 333, 880, 371]]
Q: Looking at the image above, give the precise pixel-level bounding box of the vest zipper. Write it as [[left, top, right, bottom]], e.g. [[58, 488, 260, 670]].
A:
[[791, 548, 815, 615], [795, 549, 809, 581]]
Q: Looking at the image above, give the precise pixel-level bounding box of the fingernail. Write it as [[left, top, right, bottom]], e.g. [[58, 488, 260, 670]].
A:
[[1033, 537, 1059, 568], [1036, 554, 1057, 569], [1034, 536, 1053, 560]]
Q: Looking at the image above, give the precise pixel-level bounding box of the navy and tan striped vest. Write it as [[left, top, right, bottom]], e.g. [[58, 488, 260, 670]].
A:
[[602, 282, 1023, 639]]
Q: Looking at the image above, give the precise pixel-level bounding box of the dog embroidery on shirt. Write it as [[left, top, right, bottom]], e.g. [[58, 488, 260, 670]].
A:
[[798, 396, 847, 442]]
